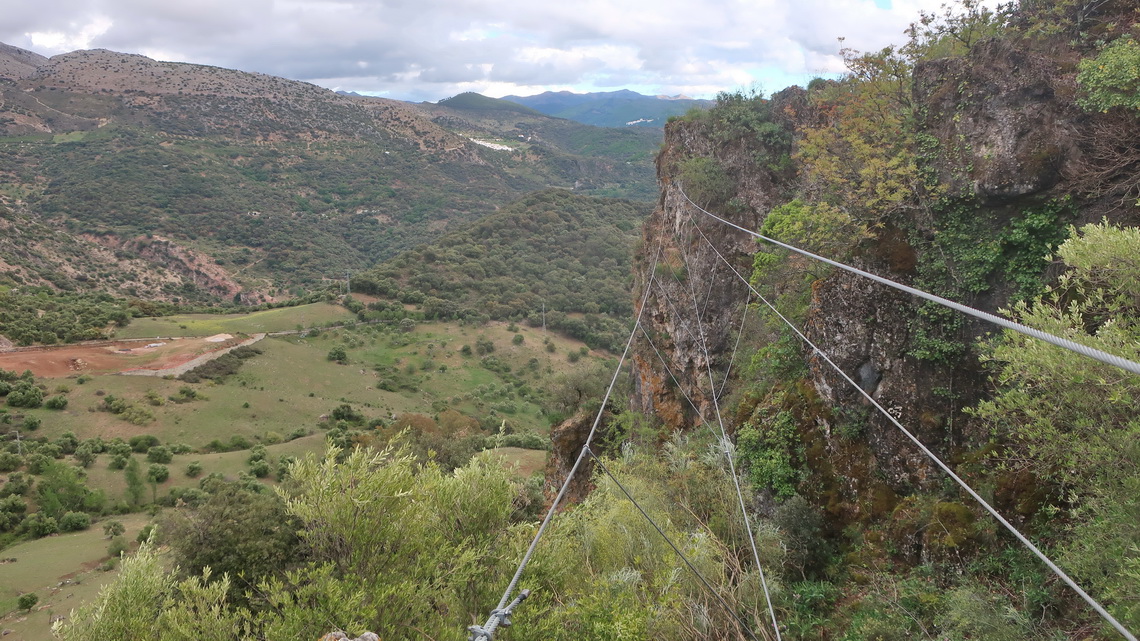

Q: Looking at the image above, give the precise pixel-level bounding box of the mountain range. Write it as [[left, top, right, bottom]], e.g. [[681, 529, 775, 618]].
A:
[[501, 89, 713, 128], [0, 43, 660, 303]]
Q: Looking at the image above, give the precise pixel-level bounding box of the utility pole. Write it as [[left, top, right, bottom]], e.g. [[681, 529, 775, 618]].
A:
[[542, 301, 546, 334], [345, 270, 351, 295], [9, 429, 21, 455]]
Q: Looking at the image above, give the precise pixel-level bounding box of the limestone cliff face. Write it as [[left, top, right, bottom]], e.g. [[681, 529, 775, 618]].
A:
[[628, 36, 1124, 513], [913, 39, 1080, 204], [628, 92, 797, 434]]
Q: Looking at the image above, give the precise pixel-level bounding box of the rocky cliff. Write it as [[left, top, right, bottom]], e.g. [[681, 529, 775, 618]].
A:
[[627, 23, 1140, 528]]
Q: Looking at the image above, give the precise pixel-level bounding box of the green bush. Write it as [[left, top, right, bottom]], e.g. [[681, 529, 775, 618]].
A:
[[185, 461, 203, 478], [146, 464, 170, 483], [17, 592, 37, 611], [23, 512, 59, 537], [1078, 36, 1140, 112], [59, 511, 91, 532], [249, 459, 271, 478], [102, 520, 125, 538], [677, 156, 734, 208], [129, 435, 160, 453], [44, 395, 69, 410], [0, 452, 21, 473], [6, 382, 43, 408], [107, 535, 129, 557], [146, 446, 173, 464]]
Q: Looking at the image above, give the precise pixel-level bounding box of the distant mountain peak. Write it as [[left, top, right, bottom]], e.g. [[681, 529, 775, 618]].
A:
[[500, 90, 712, 128]]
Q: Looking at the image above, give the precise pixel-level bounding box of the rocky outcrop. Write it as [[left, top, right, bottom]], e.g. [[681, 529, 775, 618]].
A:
[[628, 92, 799, 432], [914, 38, 1080, 204], [625, 37, 1111, 506], [544, 408, 613, 505]]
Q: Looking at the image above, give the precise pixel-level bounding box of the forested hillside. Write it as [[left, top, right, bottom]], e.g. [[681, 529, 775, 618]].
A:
[[355, 189, 649, 351], [0, 47, 658, 304]]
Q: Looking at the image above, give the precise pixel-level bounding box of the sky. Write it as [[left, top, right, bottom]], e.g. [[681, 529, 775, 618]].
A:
[[2, 0, 953, 103]]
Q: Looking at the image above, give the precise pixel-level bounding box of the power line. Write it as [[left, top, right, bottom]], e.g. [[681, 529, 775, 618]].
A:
[[679, 188, 1140, 377], [682, 209, 1138, 641]]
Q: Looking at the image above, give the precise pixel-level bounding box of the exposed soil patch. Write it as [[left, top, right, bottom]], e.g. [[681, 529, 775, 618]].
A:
[[0, 335, 250, 378]]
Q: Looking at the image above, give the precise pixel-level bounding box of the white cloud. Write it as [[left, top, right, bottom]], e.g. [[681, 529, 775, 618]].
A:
[[1, 0, 978, 101], [26, 15, 113, 53]]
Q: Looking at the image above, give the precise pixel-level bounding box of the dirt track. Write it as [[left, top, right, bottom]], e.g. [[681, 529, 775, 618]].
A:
[[120, 333, 265, 377]]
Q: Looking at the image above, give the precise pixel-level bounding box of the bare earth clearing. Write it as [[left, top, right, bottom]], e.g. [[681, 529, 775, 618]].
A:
[[0, 334, 252, 378]]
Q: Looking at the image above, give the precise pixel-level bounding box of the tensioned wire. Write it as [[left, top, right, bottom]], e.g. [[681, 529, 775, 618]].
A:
[[658, 237, 783, 640], [472, 247, 662, 640], [681, 206, 1138, 641], [637, 287, 780, 637], [585, 446, 764, 641], [679, 188, 1140, 377]]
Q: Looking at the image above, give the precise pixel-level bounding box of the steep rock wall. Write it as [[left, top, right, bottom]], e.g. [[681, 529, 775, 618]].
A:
[[629, 93, 797, 433], [628, 36, 1116, 512]]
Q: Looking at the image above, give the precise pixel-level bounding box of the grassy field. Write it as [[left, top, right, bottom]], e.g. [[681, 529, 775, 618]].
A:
[[22, 316, 606, 448], [112, 302, 356, 338], [18, 316, 601, 469], [0, 513, 152, 640], [1, 308, 612, 637]]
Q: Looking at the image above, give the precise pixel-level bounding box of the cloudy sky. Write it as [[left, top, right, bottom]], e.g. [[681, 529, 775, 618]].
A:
[[3, 0, 950, 102]]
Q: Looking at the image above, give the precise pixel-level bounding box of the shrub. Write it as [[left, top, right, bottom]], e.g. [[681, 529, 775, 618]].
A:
[[512, 334, 524, 345], [103, 520, 125, 538], [146, 464, 170, 483], [0, 451, 21, 473], [146, 446, 173, 464], [6, 382, 43, 408], [1077, 36, 1140, 112], [249, 459, 271, 478], [228, 435, 251, 451], [17, 592, 37, 611], [185, 461, 203, 478], [107, 535, 129, 557], [129, 435, 160, 453], [23, 512, 59, 537], [59, 511, 91, 532], [677, 156, 735, 208], [25, 453, 51, 475], [44, 395, 68, 410]]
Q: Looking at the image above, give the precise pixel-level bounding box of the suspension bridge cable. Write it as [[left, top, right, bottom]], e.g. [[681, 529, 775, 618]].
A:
[[679, 188, 1140, 377], [653, 269, 708, 349], [471, 248, 663, 641], [585, 446, 764, 641], [719, 292, 751, 400], [683, 211, 1139, 641], [666, 229, 783, 641], [637, 318, 720, 432]]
